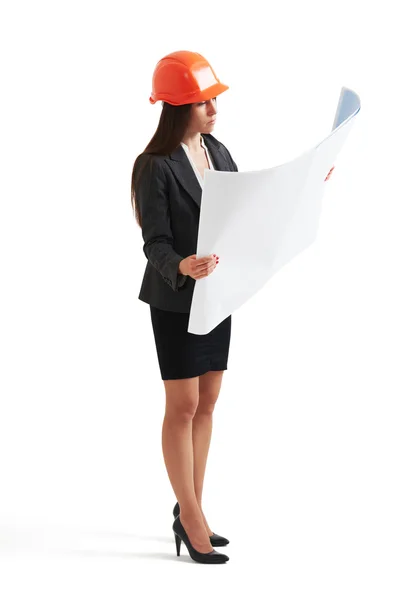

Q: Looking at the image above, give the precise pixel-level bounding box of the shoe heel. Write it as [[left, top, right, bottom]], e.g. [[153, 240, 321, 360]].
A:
[[172, 515, 229, 564], [174, 532, 181, 557]]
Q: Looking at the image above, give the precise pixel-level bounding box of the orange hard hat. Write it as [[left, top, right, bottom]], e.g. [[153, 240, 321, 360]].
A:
[[149, 50, 229, 106]]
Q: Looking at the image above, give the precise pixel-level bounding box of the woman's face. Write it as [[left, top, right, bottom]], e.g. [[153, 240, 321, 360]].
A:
[[187, 97, 217, 134]]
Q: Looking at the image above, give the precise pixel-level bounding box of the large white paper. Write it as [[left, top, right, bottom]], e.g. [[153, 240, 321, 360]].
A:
[[188, 86, 361, 335]]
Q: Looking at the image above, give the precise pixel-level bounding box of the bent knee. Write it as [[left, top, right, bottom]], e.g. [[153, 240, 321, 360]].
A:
[[164, 379, 199, 420], [166, 396, 199, 420]]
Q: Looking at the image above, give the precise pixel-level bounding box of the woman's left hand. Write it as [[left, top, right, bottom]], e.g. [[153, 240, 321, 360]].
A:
[[325, 165, 335, 181]]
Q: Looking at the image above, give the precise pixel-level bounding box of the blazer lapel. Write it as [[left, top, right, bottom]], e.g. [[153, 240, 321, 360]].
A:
[[165, 134, 231, 210]]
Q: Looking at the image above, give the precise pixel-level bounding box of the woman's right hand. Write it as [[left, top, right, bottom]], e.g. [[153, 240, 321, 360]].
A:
[[179, 254, 220, 280]]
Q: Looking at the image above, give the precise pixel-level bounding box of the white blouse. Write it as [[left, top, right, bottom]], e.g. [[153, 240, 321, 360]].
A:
[[180, 135, 215, 188]]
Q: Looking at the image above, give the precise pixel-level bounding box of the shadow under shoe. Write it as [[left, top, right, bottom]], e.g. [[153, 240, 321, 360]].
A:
[[173, 501, 230, 546], [172, 515, 229, 564]]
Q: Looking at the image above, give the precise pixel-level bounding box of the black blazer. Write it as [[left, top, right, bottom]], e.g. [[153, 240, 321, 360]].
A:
[[135, 132, 238, 313]]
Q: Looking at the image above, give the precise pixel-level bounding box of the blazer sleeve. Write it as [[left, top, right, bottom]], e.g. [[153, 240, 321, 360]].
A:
[[135, 155, 188, 292]]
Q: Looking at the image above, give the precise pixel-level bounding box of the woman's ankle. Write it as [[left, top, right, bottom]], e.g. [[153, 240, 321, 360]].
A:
[[179, 505, 203, 525]]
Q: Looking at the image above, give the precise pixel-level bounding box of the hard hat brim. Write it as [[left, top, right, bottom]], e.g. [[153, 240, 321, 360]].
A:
[[149, 82, 229, 105]]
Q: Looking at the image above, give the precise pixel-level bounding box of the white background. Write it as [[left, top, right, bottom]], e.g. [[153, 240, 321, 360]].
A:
[[1, 0, 399, 598]]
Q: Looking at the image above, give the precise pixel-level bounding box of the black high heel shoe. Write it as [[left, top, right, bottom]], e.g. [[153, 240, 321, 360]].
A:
[[172, 515, 229, 564], [173, 502, 230, 546]]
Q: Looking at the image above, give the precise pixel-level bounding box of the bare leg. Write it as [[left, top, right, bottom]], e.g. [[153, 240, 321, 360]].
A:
[[192, 370, 224, 536], [162, 377, 213, 553]]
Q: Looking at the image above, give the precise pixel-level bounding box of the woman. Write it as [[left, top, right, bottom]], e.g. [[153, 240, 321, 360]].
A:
[[131, 50, 237, 564], [131, 51, 335, 565]]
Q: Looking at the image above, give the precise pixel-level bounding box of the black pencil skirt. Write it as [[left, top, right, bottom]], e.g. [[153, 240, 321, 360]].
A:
[[149, 305, 232, 380]]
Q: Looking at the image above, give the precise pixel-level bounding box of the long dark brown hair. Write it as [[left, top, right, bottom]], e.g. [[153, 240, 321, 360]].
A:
[[131, 101, 193, 229]]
